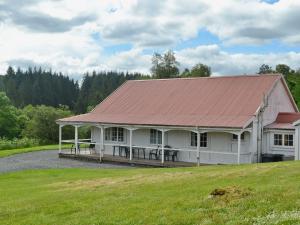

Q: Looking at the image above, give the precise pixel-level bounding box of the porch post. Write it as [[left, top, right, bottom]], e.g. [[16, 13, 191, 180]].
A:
[[237, 133, 241, 164], [197, 131, 200, 166], [100, 126, 104, 162], [161, 130, 165, 164], [129, 129, 133, 161], [59, 124, 63, 154], [295, 127, 299, 160], [75, 125, 78, 154], [252, 118, 258, 163]]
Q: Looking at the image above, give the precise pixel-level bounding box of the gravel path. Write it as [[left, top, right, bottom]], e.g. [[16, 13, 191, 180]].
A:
[[0, 150, 130, 173]]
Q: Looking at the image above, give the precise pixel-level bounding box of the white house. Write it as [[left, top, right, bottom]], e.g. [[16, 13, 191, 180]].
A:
[[57, 74, 300, 165]]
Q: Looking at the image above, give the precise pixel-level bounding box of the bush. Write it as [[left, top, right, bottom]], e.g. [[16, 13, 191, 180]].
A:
[[0, 138, 40, 150], [22, 105, 74, 144], [0, 92, 23, 138]]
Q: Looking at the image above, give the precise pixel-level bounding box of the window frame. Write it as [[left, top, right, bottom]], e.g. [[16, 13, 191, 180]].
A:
[[274, 134, 283, 146], [284, 134, 294, 147], [105, 127, 124, 142], [232, 133, 245, 141], [190, 132, 208, 148], [273, 133, 294, 147], [150, 129, 162, 145]]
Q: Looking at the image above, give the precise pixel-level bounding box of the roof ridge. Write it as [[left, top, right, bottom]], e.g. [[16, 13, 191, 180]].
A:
[[128, 74, 282, 82]]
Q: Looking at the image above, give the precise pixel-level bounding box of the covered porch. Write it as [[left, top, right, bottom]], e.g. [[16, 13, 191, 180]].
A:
[[57, 123, 253, 166], [58, 152, 196, 167]]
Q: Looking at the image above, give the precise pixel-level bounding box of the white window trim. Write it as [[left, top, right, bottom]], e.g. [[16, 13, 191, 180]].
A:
[[272, 133, 294, 148], [150, 129, 162, 145], [105, 127, 126, 143], [231, 133, 245, 142], [190, 132, 209, 149]]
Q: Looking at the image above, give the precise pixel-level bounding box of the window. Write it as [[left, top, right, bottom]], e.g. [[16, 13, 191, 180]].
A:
[[274, 133, 293, 147], [232, 133, 245, 141], [191, 132, 207, 147], [191, 132, 197, 147], [274, 134, 282, 146], [105, 127, 124, 142], [200, 133, 208, 147], [112, 127, 118, 141], [284, 134, 293, 146], [150, 129, 162, 144]]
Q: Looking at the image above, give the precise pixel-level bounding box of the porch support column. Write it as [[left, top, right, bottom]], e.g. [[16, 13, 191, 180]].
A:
[[161, 130, 165, 164], [59, 124, 63, 154], [197, 131, 200, 166], [237, 133, 241, 164], [252, 118, 258, 163], [74, 125, 79, 154], [100, 126, 104, 162], [295, 127, 300, 160], [129, 129, 133, 161]]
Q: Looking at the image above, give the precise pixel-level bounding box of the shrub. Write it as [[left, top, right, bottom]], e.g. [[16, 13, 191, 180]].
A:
[[0, 137, 40, 150], [22, 105, 74, 144]]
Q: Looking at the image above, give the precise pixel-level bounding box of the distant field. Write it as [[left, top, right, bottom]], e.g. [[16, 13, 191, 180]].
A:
[[0, 145, 71, 158], [1, 161, 300, 224]]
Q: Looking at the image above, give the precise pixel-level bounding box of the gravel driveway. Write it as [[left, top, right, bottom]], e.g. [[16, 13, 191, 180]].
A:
[[0, 150, 130, 173]]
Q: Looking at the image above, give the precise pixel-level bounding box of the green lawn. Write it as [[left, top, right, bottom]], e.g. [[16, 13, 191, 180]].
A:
[[1, 161, 300, 225], [0, 145, 71, 158]]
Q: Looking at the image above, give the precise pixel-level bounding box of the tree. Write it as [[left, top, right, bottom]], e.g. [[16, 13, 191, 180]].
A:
[[276, 64, 291, 77], [151, 50, 179, 78], [190, 63, 211, 77], [258, 64, 274, 74], [6, 66, 15, 76], [0, 92, 21, 138], [181, 68, 190, 77], [22, 105, 74, 143]]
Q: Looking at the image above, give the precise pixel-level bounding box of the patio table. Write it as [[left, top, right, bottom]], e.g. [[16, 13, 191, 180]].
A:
[[159, 149, 178, 162], [133, 147, 146, 159]]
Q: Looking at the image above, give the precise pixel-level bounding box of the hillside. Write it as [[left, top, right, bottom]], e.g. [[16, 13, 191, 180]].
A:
[[1, 161, 300, 224]]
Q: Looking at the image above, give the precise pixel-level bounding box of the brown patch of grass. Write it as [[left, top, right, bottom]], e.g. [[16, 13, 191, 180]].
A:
[[49, 171, 194, 191], [209, 186, 252, 204]]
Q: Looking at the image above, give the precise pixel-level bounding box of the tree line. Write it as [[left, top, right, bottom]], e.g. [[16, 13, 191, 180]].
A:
[[0, 67, 79, 109], [1, 50, 300, 145]]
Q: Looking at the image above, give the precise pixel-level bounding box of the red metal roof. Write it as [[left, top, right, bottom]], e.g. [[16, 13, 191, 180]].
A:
[[59, 74, 283, 128], [265, 112, 300, 130]]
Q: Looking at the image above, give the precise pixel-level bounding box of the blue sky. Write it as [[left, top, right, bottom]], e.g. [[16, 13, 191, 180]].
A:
[[0, 0, 300, 78]]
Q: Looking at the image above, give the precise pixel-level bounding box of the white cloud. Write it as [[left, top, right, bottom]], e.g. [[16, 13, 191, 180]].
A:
[[0, 0, 299, 78], [106, 48, 151, 74], [176, 45, 300, 75], [99, 0, 300, 46], [102, 45, 300, 76]]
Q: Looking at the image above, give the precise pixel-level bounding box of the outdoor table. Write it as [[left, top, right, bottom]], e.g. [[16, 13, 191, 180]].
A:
[[133, 147, 146, 159], [159, 149, 178, 161]]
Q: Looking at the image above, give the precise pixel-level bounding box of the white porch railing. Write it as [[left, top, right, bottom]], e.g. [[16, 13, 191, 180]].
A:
[[61, 139, 251, 162], [60, 139, 252, 164], [102, 143, 252, 164]]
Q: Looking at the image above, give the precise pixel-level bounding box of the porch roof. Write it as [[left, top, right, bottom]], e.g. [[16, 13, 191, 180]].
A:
[[58, 74, 284, 128]]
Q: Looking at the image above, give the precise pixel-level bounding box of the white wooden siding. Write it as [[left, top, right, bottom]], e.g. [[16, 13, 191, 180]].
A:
[[263, 80, 296, 126], [264, 130, 295, 156]]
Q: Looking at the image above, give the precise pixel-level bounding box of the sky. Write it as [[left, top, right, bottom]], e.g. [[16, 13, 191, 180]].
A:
[[0, 0, 300, 80]]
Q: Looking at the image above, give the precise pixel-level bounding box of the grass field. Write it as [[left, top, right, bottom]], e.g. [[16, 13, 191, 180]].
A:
[[0, 144, 72, 158], [1, 161, 300, 225]]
